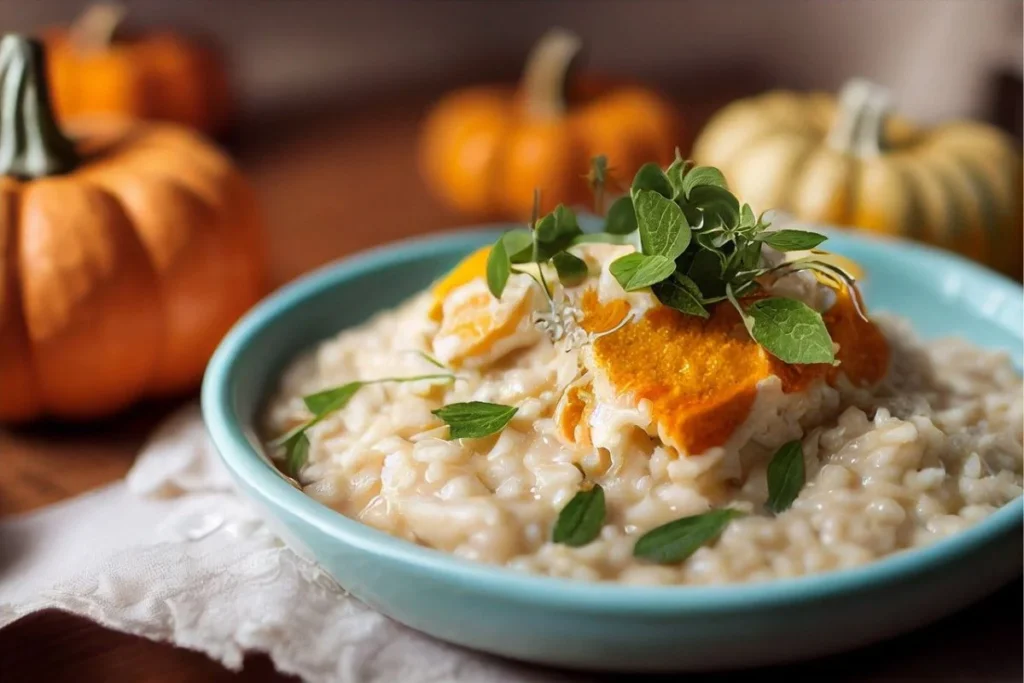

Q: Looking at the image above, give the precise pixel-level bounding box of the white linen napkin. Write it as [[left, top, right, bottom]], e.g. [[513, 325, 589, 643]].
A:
[[0, 403, 572, 683]]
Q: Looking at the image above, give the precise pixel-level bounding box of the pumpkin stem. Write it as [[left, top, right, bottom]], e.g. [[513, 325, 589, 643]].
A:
[[827, 78, 890, 158], [70, 2, 127, 53], [520, 28, 583, 119], [853, 84, 891, 158], [0, 35, 80, 179]]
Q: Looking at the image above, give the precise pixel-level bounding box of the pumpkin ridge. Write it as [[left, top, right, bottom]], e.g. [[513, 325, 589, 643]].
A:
[[19, 180, 165, 417], [25, 180, 160, 339], [81, 160, 200, 271], [708, 117, 784, 177], [894, 160, 931, 243], [929, 154, 985, 261], [900, 156, 953, 246], [93, 167, 254, 394], [88, 128, 267, 389], [777, 136, 821, 212], [727, 130, 817, 214], [0, 179, 44, 419], [950, 151, 1015, 275]]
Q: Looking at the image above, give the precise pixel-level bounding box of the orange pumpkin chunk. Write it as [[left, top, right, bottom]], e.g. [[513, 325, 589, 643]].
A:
[[431, 277, 540, 368], [429, 245, 491, 321], [564, 288, 887, 455], [823, 286, 890, 386], [556, 382, 595, 447]]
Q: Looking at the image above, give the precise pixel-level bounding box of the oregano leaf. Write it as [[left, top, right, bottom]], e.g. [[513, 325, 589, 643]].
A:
[[688, 184, 740, 230], [532, 204, 582, 262], [501, 228, 534, 264], [744, 298, 836, 364], [552, 251, 589, 287], [303, 381, 365, 416], [610, 253, 675, 291], [633, 509, 743, 564], [759, 229, 829, 251], [687, 248, 726, 299], [285, 432, 311, 478], [608, 252, 643, 285], [432, 401, 518, 439], [653, 274, 709, 318], [665, 155, 690, 197], [634, 189, 690, 260], [681, 166, 728, 197], [554, 203, 581, 236], [631, 162, 674, 198], [486, 236, 511, 298], [765, 440, 805, 514], [552, 484, 606, 547], [605, 195, 638, 235], [739, 203, 756, 229]]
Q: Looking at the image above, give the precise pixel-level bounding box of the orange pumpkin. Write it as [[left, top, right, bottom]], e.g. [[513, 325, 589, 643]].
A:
[[42, 3, 231, 135], [0, 34, 264, 422], [418, 28, 681, 220]]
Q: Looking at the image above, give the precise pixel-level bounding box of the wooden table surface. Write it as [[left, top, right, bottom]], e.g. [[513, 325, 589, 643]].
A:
[[1, 94, 1021, 682]]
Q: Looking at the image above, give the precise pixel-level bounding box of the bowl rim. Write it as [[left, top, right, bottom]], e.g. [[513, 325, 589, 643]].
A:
[[202, 225, 1024, 614]]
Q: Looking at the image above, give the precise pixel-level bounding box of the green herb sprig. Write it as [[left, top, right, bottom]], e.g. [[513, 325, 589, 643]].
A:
[[487, 191, 586, 301], [486, 154, 861, 366], [600, 154, 858, 365], [272, 372, 458, 477]]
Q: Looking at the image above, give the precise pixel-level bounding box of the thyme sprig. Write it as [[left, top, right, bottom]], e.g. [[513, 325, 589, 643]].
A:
[[273, 364, 515, 477]]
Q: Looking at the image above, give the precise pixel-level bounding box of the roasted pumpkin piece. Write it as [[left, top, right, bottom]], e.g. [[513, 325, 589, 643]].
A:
[[555, 381, 595, 447], [557, 287, 887, 456], [431, 276, 542, 368], [429, 245, 491, 321]]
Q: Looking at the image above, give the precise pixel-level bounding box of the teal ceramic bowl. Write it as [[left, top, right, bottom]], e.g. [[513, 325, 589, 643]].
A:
[[202, 225, 1023, 672]]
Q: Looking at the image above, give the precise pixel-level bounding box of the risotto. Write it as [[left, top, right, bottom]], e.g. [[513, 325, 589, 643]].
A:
[[261, 236, 1022, 585]]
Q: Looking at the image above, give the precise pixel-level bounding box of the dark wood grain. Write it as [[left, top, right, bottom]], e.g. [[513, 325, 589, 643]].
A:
[[0, 610, 297, 683], [0, 93, 1020, 682]]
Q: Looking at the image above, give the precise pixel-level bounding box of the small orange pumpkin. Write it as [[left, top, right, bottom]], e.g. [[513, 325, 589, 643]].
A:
[[419, 28, 681, 220], [0, 35, 264, 422], [42, 3, 231, 135]]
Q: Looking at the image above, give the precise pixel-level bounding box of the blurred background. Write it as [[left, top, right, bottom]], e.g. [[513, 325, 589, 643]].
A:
[[5, 0, 1022, 125], [3, 0, 1020, 284], [0, 0, 1021, 429]]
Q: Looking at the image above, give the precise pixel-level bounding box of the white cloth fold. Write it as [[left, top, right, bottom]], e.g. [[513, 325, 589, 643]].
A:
[[0, 403, 570, 683]]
